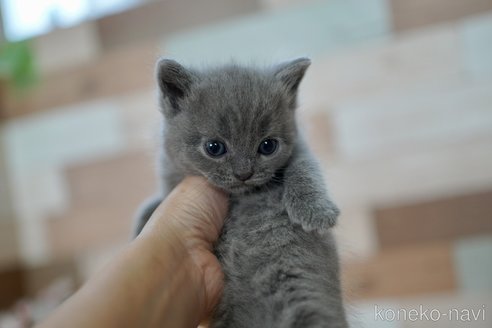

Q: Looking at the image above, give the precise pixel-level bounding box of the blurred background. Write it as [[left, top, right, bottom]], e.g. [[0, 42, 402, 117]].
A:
[[1, 0, 491, 327]]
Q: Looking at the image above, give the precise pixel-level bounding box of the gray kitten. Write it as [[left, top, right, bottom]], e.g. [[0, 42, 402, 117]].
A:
[[135, 58, 347, 327]]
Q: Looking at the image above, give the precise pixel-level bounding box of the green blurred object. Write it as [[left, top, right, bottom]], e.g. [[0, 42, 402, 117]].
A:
[[0, 41, 37, 90]]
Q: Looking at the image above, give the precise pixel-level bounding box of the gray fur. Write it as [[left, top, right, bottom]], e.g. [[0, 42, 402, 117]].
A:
[[135, 58, 347, 327]]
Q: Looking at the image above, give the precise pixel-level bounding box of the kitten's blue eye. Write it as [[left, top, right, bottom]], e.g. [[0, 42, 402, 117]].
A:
[[258, 139, 278, 155], [205, 140, 227, 157]]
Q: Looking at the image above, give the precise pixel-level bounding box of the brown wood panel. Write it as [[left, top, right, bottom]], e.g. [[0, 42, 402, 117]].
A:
[[46, 151, 158, 259], [390, 0, 492, 32], [0, 41, 157, 120], [0, 138, 20, 269], [47, 206, 134, 259], [97, 0, 261, 50], [65, 151, 157, 210], [0, 220, 20, 270], [0, 261, 78, 310], [342, 242, 456, 300], [374, 189, 492, 249], [24, 260, 79, 297], [0, 267, 25, 310]]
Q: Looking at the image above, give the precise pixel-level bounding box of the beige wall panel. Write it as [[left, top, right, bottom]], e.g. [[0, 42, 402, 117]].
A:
[[390, 0, 492, 32]]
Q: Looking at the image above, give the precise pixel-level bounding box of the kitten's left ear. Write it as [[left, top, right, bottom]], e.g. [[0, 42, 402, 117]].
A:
[[274, 58, 311, 104]]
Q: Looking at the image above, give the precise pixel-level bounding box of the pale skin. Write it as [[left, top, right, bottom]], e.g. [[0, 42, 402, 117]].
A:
[[37, 176, 228, 328]]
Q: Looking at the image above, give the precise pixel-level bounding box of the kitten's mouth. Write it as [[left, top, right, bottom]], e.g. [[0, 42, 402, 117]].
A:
[[207, 175, 275, 194], [228, 184, 253, 193], [222, 181, 259, 193]]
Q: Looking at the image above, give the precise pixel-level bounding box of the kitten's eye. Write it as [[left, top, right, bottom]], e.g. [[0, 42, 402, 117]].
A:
[[205, 140, 227, 157], [258, 138, 278, 155]]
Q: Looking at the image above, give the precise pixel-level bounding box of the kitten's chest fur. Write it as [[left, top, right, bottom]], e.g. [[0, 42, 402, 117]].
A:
[[213, 176, 331, 286], [217, 183, 291, 259]]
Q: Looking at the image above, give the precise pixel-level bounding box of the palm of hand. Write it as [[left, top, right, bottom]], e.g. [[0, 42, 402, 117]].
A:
[[156, 177, 228, 316]]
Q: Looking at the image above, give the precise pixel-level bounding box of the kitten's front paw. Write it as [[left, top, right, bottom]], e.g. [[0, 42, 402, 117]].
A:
[[287, 196, 340, 232]]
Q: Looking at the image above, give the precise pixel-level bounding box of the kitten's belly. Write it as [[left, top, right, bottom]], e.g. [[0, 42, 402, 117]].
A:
[[213, 186, 339, 326]]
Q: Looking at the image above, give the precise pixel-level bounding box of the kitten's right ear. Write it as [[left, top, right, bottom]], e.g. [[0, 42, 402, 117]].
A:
[[273, 58, 311, 108], [156, 58, 195, 116]]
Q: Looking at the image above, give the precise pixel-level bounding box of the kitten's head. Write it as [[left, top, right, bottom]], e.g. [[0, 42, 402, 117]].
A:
[[157, 58, 310, 193]]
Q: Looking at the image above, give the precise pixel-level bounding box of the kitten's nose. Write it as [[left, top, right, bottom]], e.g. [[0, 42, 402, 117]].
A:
[[234, 171, 253, 181]]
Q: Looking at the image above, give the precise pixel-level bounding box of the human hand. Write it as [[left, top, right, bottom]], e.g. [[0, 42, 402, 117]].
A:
[[140, 176, 229, 319], [38, 176, 228, 328]]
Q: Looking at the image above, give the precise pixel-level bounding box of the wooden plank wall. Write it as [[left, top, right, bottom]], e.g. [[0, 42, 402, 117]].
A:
[[0, 42, 158, 120], [374, 190, 492, 249], [0, 268, 25, 310], [390, 0, 492, 31], [97, 0, 261, 50], [46, 151, 156, 259], [343, 243, 456, 299]]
